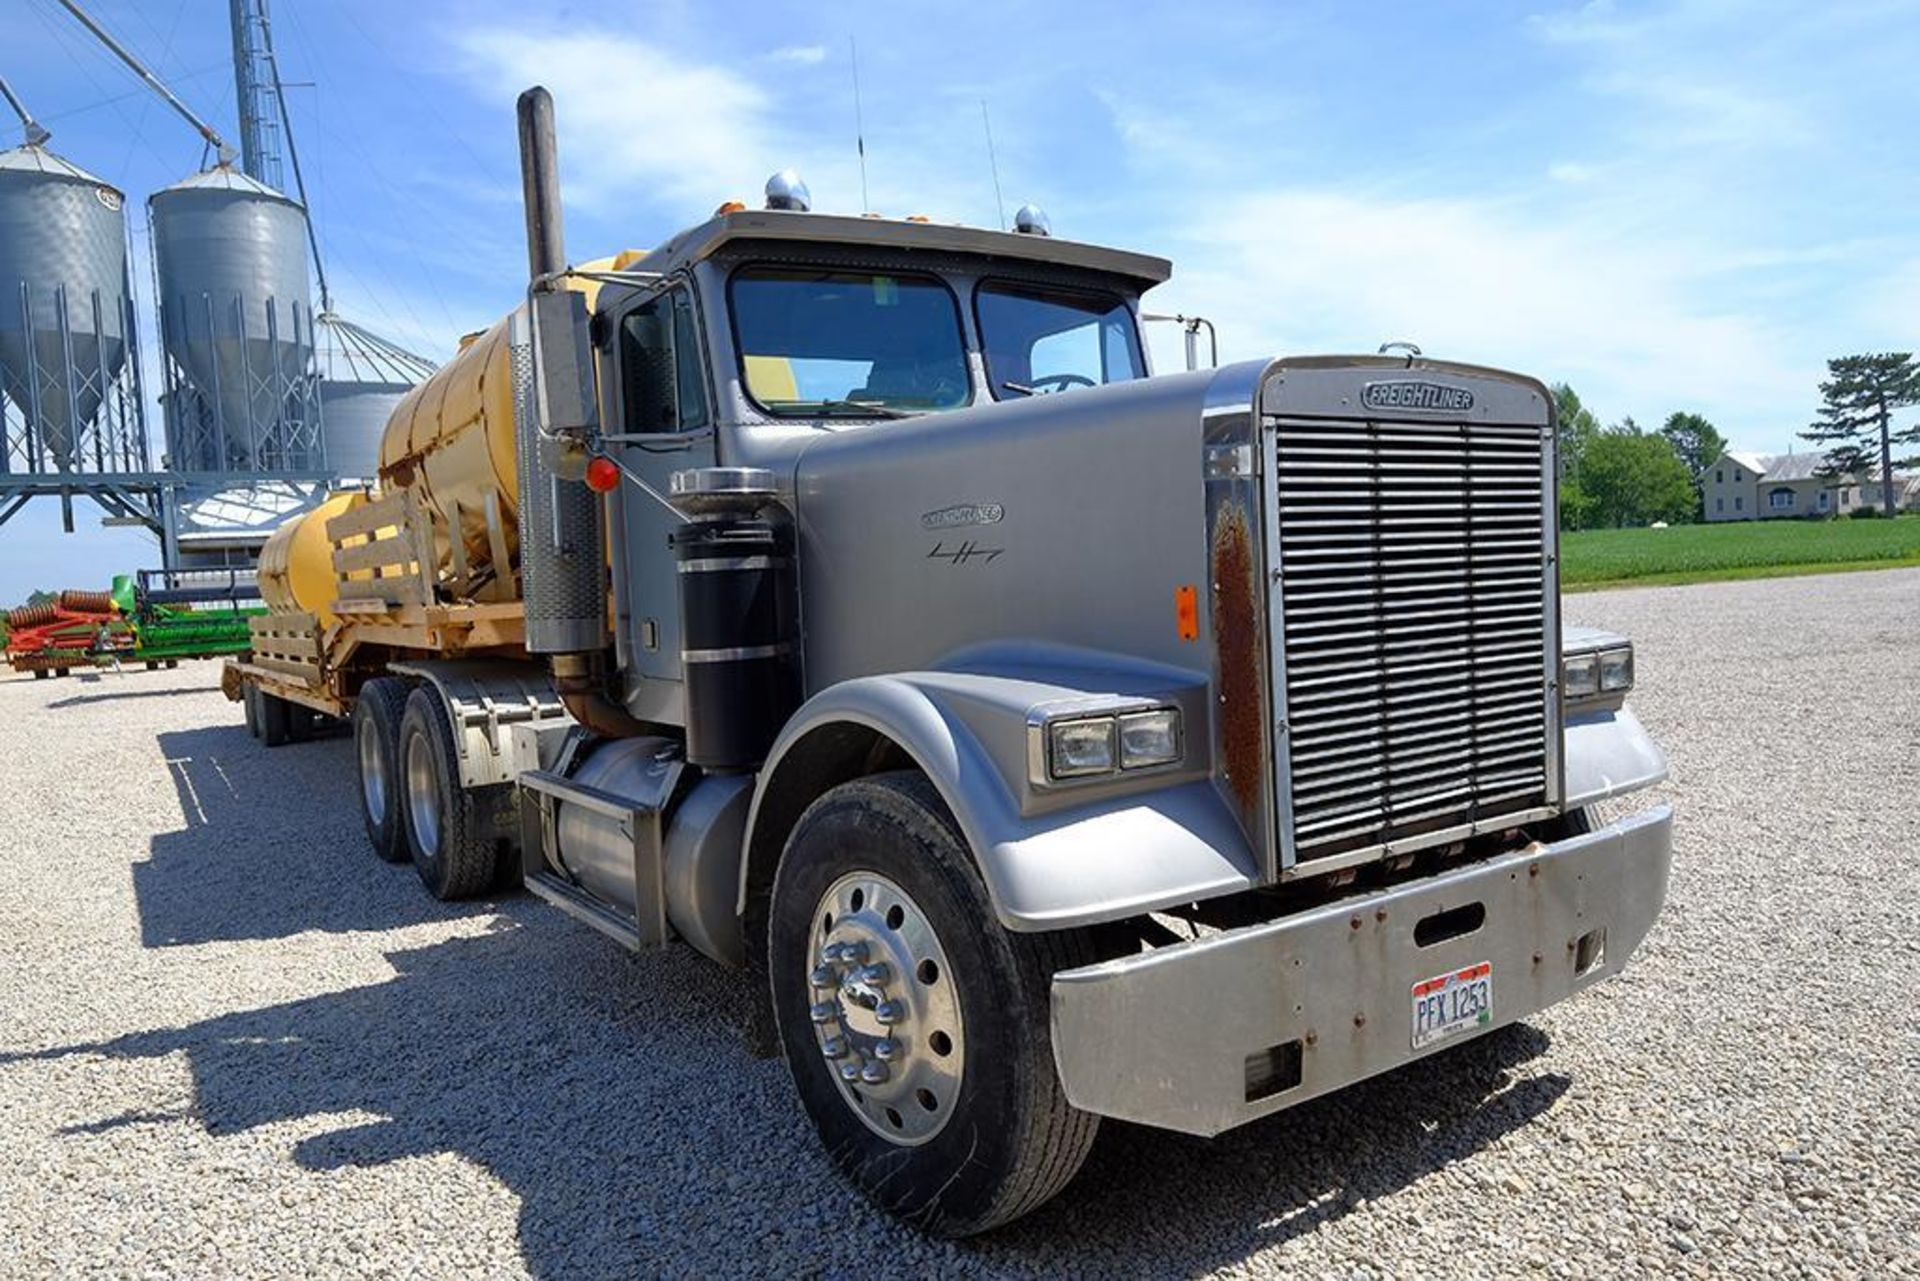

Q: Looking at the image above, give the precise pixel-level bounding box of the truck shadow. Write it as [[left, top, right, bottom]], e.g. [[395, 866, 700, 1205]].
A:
[[974, 1024, 1567, 1271], [132, 724, 476, 946], [48, 683, 224, 709], [9, 901, 1564, 1277]]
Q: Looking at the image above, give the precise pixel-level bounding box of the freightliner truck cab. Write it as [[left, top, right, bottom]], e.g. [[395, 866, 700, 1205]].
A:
[[246, 89, 1673, 1236]]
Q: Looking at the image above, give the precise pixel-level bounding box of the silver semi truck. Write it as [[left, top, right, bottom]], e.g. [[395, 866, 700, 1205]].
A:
[[231, 89, 1671, 1235]]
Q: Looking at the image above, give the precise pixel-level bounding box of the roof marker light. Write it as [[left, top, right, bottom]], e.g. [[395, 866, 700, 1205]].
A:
[[764, 169, 811, 212], [1013, 203, 1050, 236]]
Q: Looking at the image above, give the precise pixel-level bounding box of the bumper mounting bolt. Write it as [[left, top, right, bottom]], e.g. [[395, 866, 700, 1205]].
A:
[[1349, 916, 1362, 931], [1353, 1013, 1367, 1029]]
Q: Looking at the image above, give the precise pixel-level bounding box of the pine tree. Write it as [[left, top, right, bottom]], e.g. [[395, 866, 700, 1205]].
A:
[[1801, 353, 1920, 515]]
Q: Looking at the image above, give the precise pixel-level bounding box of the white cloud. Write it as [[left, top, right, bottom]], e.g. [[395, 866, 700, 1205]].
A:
[[1151, 188, 1818, 433], [768, 45, 827, 65], [455, 29, 775, 211], [1547, 161, 1598, 184]]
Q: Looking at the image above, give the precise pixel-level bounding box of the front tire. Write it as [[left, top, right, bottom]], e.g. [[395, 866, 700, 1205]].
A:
[[353, 677, 412, 863], [398, 687, 511, 900], [768, 772, 1098, 1236]]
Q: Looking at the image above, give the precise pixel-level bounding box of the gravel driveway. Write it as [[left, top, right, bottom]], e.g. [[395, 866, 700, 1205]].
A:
[[1, 568, 1915, 1278]]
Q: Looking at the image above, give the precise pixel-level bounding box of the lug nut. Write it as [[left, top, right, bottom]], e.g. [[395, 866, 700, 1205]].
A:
[[856, 962, 891, 985], [822, 943, 847, 963], [838, 939, 870, 964], [860, 1061, 891, 1085], [810, 965, 838, 988], [809, 1001, 837, 1025], [876, 1000, 906, 1025], [873, 1038, 901, 1061], [821, 1036, 848, 1060], [837, 1060, 862, 1083]]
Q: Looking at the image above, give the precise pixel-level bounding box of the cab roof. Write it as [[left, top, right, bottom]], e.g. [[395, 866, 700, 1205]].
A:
[[637, 208, 1173, 293]]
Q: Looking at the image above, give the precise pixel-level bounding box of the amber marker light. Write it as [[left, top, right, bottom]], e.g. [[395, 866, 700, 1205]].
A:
[[585, 456, 621, 493], [1175, 584, 1199, 642]]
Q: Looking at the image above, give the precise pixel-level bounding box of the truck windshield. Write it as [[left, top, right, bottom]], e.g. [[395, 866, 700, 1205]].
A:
[[730, 267, 971, 417], [976, 281, 1144, 400]]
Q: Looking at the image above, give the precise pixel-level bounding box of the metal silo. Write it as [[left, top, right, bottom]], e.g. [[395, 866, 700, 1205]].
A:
[[316, 380, 407, 480], [0, 142, 144, 473], [314, 310, 437, 483], [151, 165, 322, 475]]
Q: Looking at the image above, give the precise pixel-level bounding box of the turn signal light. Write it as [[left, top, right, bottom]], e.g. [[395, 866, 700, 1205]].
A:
[[585, 455, 621, 493]]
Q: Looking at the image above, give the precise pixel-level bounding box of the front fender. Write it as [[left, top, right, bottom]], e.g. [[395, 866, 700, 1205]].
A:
[[1564, 703, 1668, 808], [743, 666, 1261, 932]]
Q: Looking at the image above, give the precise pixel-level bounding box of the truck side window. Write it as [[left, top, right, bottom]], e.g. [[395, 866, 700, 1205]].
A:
[[620, 290, 710, 433]]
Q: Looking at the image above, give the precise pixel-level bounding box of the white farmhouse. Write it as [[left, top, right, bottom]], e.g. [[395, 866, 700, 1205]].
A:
[[1702, 450, 1914, 521]]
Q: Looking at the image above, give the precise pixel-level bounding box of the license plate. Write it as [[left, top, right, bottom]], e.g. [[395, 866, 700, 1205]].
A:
[[1410, 961, 1493, 1049]]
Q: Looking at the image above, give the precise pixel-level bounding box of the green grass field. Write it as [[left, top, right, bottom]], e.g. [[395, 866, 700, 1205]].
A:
[[1560, 516, 1920, 589]]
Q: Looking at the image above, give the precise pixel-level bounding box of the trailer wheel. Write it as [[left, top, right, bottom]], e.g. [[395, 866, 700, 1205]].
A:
[[399, 687, 507, 900], [243, 685, 262, 738], [354, 677, 413, 863], [33, 669, 48, 681], [767, 771, 1099, 1236]]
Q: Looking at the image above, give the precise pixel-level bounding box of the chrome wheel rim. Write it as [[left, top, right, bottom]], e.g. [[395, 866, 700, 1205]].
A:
[[404, 731, 440, 856], [807, 871, 964, 1146], [358, 716, 388, 823]]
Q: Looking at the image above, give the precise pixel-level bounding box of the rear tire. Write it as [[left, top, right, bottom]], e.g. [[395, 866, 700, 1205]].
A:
[[243, 685, 262, 738], [398, 687, 510, 900], [353, 677, 412, 863], [768, 771, 1099, 1236]]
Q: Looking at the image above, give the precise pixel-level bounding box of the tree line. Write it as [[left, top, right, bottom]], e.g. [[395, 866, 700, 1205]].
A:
[[1553, 385, 1715, 530], [1553, 351, 1919, 529]]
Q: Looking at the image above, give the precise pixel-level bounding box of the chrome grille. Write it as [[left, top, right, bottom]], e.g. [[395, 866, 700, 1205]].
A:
[[1270, 416, 1556, 867]]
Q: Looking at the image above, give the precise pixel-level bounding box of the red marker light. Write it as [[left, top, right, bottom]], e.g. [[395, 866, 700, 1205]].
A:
[[585, 456, 620, 493]]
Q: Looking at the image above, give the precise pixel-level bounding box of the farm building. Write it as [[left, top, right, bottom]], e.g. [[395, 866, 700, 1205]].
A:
[[1703, 450, 1915, 521]]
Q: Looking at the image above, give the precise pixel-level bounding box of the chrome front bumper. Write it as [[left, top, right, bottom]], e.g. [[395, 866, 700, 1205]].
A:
[[1049, 804, 1673, 1136]]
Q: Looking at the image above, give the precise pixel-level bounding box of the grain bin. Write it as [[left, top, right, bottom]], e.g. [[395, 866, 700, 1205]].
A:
[[150, 165, 319, 474], [0, 144, 132, 468]]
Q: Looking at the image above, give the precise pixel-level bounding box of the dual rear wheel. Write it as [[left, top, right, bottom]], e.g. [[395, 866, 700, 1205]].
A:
[[353, 677, 516, 900]]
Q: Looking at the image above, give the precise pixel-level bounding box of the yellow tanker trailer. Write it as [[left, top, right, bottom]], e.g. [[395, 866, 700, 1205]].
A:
[[228, 255, 639, 744]]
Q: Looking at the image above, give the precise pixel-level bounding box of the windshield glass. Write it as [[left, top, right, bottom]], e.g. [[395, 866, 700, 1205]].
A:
[[976, 281, 1144, 399], [730, 267, 971, 416]]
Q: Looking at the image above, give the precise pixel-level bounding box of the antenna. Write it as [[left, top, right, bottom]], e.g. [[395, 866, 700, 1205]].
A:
[[981, 100, 1006, 231], [0, 73, 51, 146], [849, 36, 869, 212], [55, 0, 239, 165]]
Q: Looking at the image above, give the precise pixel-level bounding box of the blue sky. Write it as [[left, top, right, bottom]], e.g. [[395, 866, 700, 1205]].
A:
[[3, 0, 1915, 601]]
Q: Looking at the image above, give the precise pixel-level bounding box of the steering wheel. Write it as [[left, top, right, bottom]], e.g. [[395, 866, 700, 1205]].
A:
[[1026, 373, 1097, 395]]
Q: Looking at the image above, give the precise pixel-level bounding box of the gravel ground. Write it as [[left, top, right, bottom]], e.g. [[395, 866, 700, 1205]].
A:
[[1, 568, 1915, 1278]]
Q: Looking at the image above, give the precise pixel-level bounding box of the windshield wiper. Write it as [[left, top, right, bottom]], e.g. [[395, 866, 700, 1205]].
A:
[[770, 399, 914, 420]]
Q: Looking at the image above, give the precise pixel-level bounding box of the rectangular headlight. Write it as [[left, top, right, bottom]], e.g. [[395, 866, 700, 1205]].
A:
[[1599, 645, 1634, 692], [1048, 717, 1117, 778], [1563, 651, 1600, 699], [1118, 709, 1181, 770]]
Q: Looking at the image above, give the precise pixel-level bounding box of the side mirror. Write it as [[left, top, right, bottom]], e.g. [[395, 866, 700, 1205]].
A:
[[529, 288, 599, 439]]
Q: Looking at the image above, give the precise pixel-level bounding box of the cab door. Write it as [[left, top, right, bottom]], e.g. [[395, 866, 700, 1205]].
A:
[[605, 283, 715, 724]]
